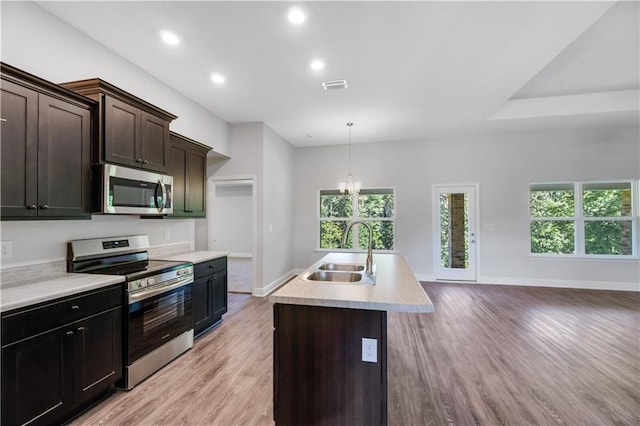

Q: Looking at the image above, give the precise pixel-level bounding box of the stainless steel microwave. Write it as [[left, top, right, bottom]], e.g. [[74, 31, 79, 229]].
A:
[[99, 164, 173, 215]]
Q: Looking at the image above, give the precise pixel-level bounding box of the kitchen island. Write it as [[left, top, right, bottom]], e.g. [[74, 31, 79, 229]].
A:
[[270, 253, 433, 426]]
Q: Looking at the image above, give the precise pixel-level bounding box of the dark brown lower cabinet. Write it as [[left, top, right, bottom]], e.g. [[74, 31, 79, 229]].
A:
[[273, 303, 388, 426], [193, 257, 228, 337], [1, 286, 123, 426]]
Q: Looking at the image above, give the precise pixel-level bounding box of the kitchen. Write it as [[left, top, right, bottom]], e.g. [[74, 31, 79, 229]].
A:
[[1, 1, 639, 425]]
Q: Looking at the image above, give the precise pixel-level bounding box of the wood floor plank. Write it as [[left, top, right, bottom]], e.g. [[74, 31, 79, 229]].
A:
[[71, 283, 640, 425]]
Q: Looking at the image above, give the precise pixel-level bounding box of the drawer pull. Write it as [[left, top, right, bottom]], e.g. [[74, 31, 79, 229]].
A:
[[209, 265, 215, 269], [40, 204, 49, 210], [71, 305, 80, 310], [27, 204, 37, 210], [66, 331, 74, 336]]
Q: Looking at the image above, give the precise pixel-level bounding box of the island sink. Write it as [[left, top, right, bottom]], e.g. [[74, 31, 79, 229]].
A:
[[303, 271, 362, 282], [318, 262, 365, 272], [301, 262, 376, 285]]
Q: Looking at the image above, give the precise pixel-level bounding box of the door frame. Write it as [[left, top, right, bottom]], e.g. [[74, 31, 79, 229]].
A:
[[432, 183, 480, 281], [208, 175, 257, 293]]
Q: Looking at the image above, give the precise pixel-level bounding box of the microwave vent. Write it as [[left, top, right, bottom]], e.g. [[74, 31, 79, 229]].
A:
[[322, 80, 348, 90]]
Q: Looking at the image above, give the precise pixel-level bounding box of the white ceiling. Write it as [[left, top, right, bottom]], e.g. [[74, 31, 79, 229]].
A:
[[37, 1, 639, 147]]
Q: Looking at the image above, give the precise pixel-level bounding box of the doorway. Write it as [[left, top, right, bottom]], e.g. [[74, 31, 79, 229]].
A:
[[210, 178, 255, 293], [433, 184, 478, 281]]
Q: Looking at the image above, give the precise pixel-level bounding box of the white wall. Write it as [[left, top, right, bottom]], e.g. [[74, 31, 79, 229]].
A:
[[0, 2, 231, 267], [212, 123, 295, 295], [294, 126, 640, 290], [214, 123, 264, 291], [262, 124, 295, 290]]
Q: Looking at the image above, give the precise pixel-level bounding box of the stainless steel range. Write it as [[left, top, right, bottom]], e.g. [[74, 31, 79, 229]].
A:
[[67, 235, 194, 390]]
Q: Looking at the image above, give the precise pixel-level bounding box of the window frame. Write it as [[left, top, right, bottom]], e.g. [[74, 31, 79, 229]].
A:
[[317, 187, 396, 253], [529, 180, 638, 259]]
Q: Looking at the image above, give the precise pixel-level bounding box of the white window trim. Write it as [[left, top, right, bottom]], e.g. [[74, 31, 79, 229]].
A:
[[529, 180, 639, 259], [317, 187, 396, 252]]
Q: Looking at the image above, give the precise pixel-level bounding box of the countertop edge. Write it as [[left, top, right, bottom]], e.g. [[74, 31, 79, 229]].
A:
[[1, 275, 125, 314], [269, 295, 434, 313]]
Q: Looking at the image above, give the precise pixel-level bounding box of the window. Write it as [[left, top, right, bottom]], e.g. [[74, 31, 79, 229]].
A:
[[529, 181, 636, 257], [319, 188, 395, 251]]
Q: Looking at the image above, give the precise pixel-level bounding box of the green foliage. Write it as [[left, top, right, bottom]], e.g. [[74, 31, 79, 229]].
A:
[[358, 194, 394, 218], [530, 186, 632, 255], [583, 188, 630, 217], [530, 190, 574, 217], [585, 221, 632, 255], [357, 221, 394, 250], [439, 193, 469, 268], [320, 193, 352, 218], [530, 221, 575, 254], [320, 221, 351, 249], [319, 191, 394, 250]]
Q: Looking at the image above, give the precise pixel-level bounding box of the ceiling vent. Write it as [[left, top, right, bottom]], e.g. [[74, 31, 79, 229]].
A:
[[322, 80, 348, 90]]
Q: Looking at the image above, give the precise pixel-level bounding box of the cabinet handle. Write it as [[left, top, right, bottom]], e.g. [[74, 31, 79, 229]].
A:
[[143, 159, 149, 164], [77, 327, 85, 332], [40, 204, 49, 210], [0, 118, 7, 122], [136, 158, 143, 163], [209, 265, 215, 269], [71, 305, 79, 310], [27, 204, 37, 210], [66, 331, 74, 336]]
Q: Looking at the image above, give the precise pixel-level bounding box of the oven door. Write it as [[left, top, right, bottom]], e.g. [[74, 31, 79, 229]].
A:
[[103, 163, 173, 215], [127, 277, 193, 363]]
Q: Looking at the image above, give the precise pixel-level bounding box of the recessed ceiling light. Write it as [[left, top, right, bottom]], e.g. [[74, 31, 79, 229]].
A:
[[160, 30, 180, 46], [288, 7, 306, 25], [310, 59, 325, 71], [210, 73, 225, 84]]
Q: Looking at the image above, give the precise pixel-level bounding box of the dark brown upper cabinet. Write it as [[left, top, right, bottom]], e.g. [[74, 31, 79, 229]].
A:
[[169, 132, 211, 218], [60, 78, 177, 174], [1, 63, 94, 220]]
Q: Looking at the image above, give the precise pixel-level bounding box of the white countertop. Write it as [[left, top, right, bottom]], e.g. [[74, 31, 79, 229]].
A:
[[154, 251, 229, 264], [270, 253, 434, 313], [1, 273, 124, 313]]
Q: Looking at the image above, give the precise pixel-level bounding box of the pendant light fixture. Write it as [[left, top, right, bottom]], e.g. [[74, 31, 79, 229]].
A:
[[338, 122, 361, 195]]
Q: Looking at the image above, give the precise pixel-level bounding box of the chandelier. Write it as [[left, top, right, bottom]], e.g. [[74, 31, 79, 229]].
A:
[[338, 122, 361, 195]]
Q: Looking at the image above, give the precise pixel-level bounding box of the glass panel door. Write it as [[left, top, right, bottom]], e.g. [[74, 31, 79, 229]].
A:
[[433, 185, 477, 281]]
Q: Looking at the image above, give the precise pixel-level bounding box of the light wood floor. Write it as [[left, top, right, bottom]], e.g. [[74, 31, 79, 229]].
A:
[[72, 283, 640, 425]]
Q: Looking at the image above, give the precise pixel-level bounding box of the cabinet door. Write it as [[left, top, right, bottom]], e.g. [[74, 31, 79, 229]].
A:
[[73, 307, 122, 405], [186, 146, 207, 217], [211, 270, 228, 321], [0, 79, 38, 218], [1, 327, 74, 426], [169, 142, 187, 217], [141, 111, 169, 173], [104, 95, 141, 169], [193, 275, 212, 336], [37, 94, 91, 218]]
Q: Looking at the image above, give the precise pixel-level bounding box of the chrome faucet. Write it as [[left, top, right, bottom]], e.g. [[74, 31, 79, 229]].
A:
[[342, 220, 374, 276]]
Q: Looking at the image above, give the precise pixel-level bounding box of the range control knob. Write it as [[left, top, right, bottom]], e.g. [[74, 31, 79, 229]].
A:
[[147, 278, 155, 286]]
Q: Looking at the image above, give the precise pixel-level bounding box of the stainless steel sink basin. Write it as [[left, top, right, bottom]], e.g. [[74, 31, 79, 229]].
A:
[[303, 271, 363, 283], [318, 263, 365, 272]]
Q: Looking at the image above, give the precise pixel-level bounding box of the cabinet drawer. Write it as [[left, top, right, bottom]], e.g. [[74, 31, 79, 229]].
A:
[[194, 257, 227, 279], [1, 285, 123, 347]]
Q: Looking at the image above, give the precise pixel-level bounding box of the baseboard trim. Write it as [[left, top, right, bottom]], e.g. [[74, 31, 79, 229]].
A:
[[253, 269, 297, 297]]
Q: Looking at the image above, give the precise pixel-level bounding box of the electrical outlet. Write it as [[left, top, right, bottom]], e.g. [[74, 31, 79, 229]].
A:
[[1, 241, 13, 259], [362, 338, 377, 363]]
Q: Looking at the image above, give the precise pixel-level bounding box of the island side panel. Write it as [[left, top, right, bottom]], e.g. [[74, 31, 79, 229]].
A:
[[273, 303, 387, 426]]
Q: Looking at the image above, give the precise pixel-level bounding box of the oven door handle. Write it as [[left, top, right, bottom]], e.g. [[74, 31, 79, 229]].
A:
[[128, 276, 193, 304]]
